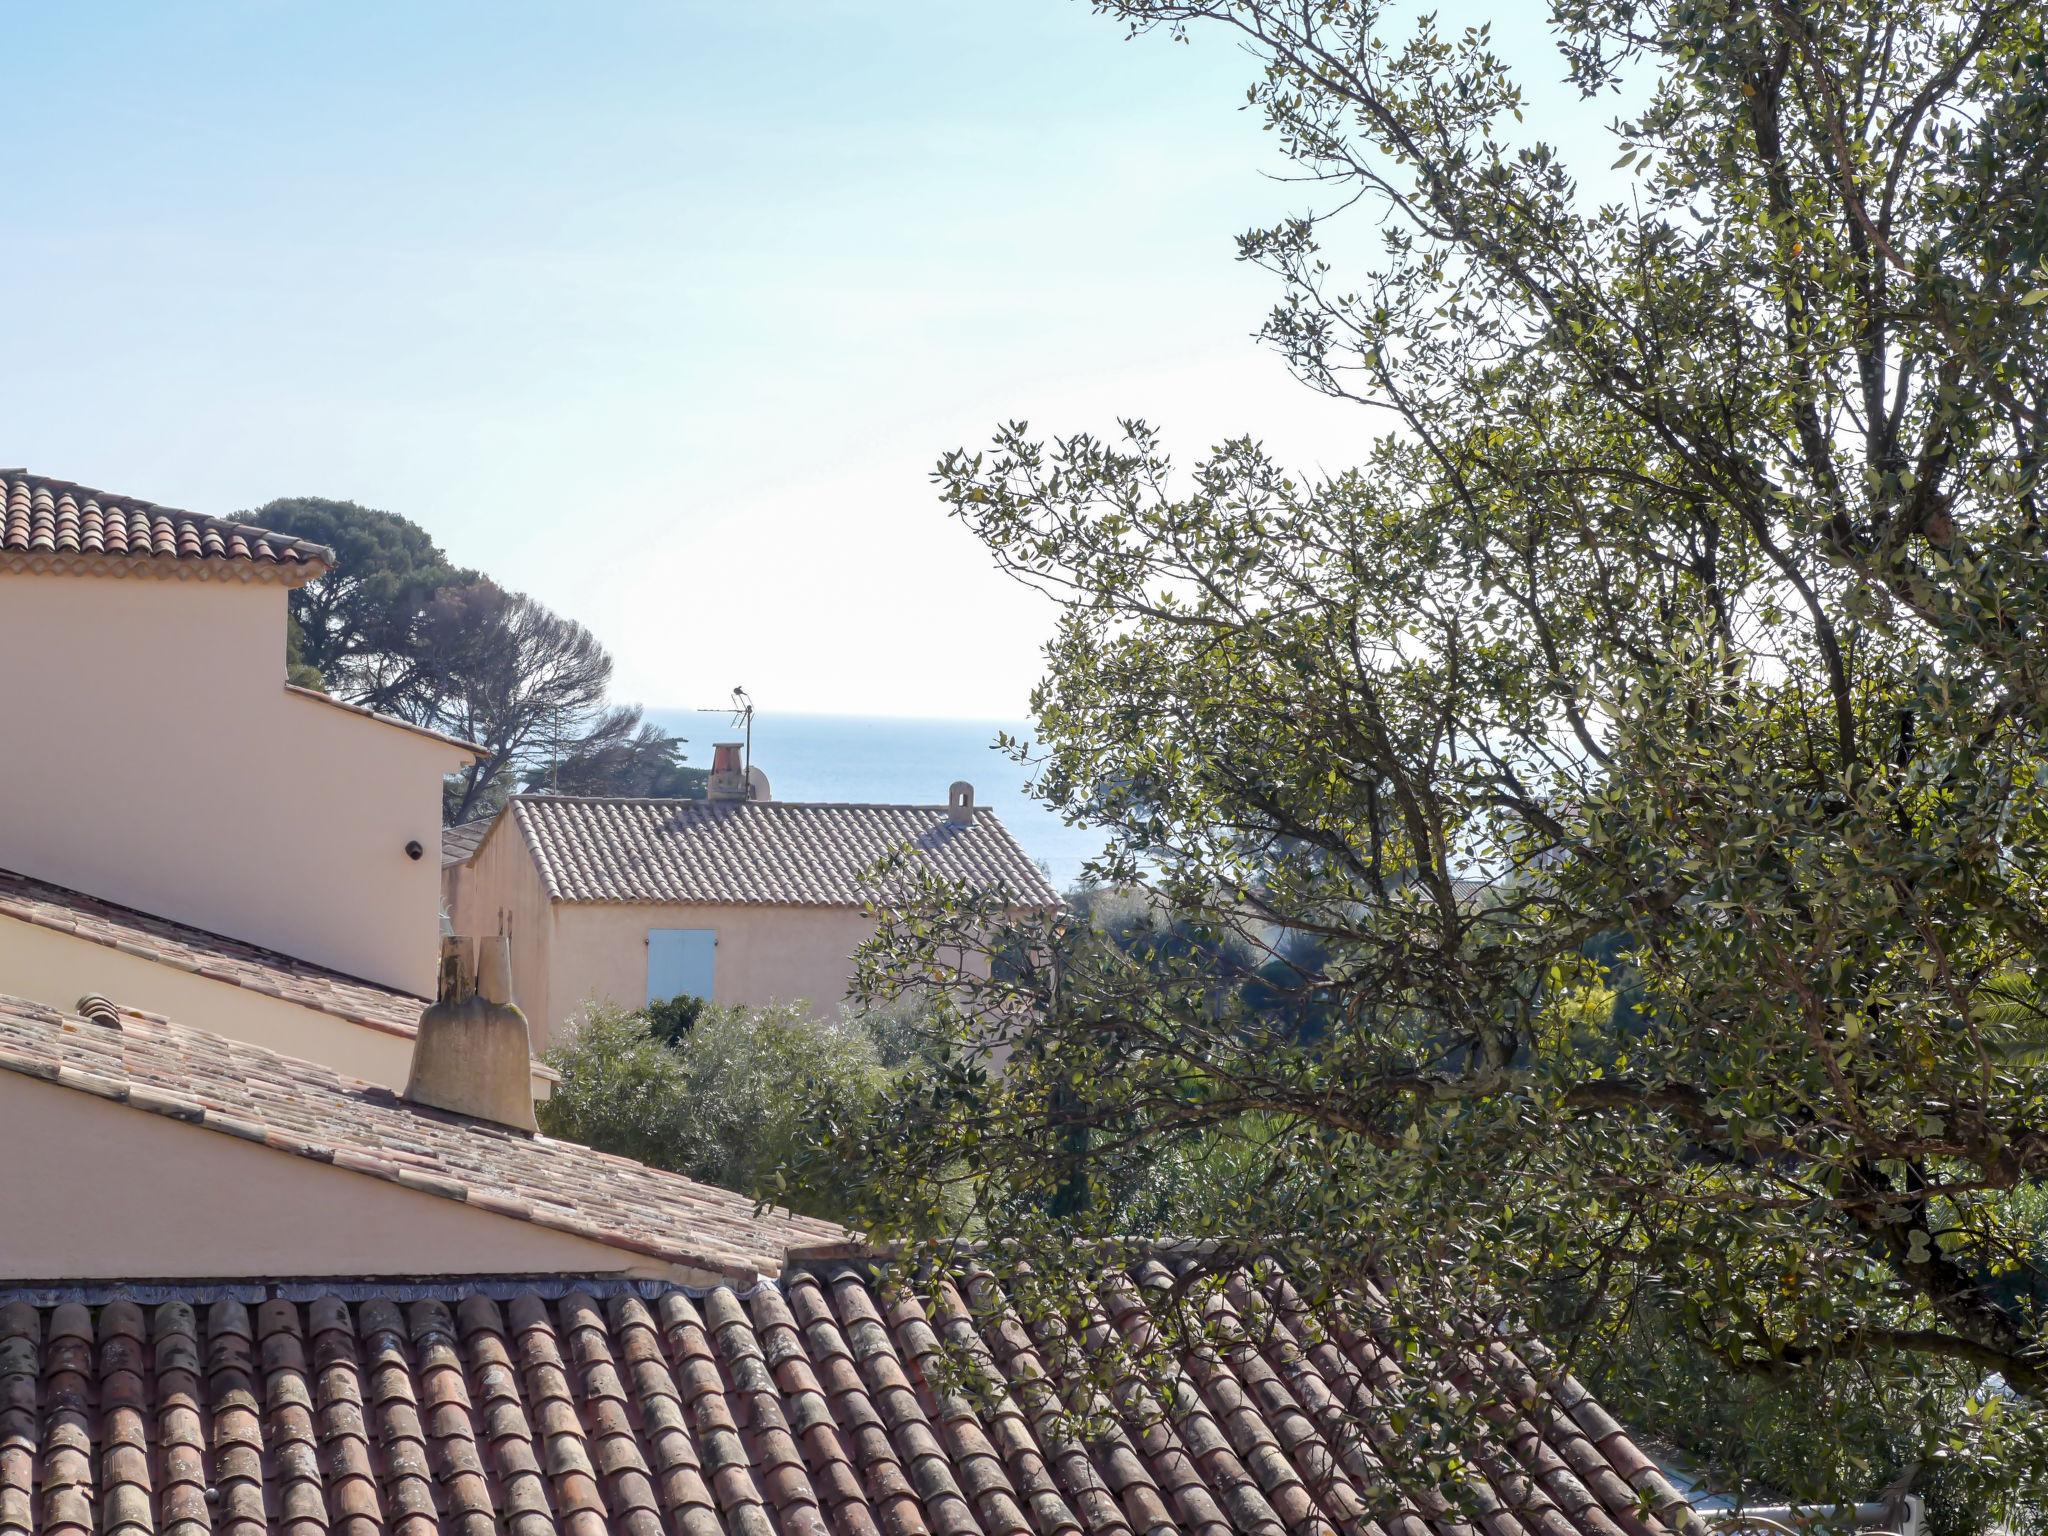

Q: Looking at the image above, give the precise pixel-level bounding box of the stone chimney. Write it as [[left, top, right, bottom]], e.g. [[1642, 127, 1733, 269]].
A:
[[948, 781, 975, 826], [708, 742, 749, 803], [403, 933, 538, 1132]]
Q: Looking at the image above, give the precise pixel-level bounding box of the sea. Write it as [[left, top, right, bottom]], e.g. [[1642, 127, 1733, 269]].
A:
[[641, 709, 1109, 892]]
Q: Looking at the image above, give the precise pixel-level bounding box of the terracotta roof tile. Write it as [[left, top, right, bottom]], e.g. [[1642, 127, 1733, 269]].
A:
[[0, 992, 838, 1279], [441, 818, 494, 868], [0, 471, 330, 585], [0, 867, 429, 1043], [0, 1271, 1698, 1536], [508, 795, 1062, 908]]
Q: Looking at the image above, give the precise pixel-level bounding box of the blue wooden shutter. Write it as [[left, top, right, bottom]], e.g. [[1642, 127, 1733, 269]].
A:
[[646, 928, 716, 1005]]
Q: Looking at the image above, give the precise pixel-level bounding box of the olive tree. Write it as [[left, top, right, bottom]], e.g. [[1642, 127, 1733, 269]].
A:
[[541, 1000, 888, 1221], [844, 0, 2048, 1511]]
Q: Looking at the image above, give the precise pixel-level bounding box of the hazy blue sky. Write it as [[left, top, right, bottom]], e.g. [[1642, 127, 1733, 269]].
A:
[[0, 3, 1603, 717]]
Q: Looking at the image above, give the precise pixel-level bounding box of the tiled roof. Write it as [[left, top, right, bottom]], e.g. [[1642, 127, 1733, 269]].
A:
[[0, 867, 428, 1042], [442, 816, 494, 868], [0, 471, 331, 584], [0, 1259, 1698, 1536], [0, 993, 839, 1280], [507, 795, 1063, 908]]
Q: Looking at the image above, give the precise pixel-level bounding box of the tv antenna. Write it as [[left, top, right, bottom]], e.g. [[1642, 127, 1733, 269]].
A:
[[695, 685, 754, 778]]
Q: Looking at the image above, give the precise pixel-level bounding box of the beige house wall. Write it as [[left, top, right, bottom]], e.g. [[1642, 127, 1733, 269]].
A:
[[0, 573, 464, 995], [452, 814, 1009, 1052], [0, 1073, 679, 1280], [544, 900, 881, 1045], [0, 915, 554, 1098]]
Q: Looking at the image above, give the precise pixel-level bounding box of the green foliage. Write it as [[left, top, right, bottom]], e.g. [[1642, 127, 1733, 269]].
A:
[[522, 705, 709, 800], [842, 0, 2048, 1513], [531, 1003, 698, 1171], [852, 987, 952, 1070], [642, 991, 706, 1047], [248, 497, 476, 713], [283, 610, 324, 691], [539, 1000, 888, 1220], [417, 580, 618, 823], [249, 497, 695, 822], [1566, 1300, 2047, 1536]]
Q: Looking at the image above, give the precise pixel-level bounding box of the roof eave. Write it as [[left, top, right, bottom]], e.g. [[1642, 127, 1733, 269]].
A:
[[0, 549, 331, 587], [283, 685, 487, 759], [0, 1022, 794, 1285]]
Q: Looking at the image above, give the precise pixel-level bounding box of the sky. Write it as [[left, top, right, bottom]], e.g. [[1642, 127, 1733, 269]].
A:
[[0, 3, 1601, 719]]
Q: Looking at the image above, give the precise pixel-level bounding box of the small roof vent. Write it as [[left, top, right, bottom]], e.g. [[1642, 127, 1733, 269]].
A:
[[948, 781, 975, 826], [75, 994, 121, 1029]]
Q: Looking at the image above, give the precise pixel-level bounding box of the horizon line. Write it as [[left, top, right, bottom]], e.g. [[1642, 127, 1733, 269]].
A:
[[630, 704, 1035, 728]]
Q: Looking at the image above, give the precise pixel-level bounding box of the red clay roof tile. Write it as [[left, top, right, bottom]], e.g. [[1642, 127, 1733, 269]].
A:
[[0, 1273, 1699, 1536], [0, 472, 331, 585], [441, 817, 495, 868]]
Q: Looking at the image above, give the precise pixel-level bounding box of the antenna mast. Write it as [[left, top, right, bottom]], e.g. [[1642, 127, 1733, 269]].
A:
[[695, 686, 756, 796]]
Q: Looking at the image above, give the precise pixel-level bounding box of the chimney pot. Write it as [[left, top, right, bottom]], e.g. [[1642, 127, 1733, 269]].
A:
[[477, 931, 515, 1006], [948, 781, 975, 825], [404, 933, 538, 1132], [708, 742, 750, 803]]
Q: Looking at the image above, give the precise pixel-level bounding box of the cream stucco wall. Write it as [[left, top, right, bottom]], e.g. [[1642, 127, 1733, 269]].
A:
[[534, 902, 997, 1055], [0, 1072, 677, 1280], [449, 814, 883, 1047], [543, 900, 881, 1045], [0, 573, 463, 994], [0, 915, 416, 1085], [0, 915, 554, 1098], [451, 854, 882, 1051], [450, 813, 1006, 1052]]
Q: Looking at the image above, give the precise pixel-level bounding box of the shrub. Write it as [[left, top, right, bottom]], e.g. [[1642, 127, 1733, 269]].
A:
[[540, 999, 887, 1221]]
